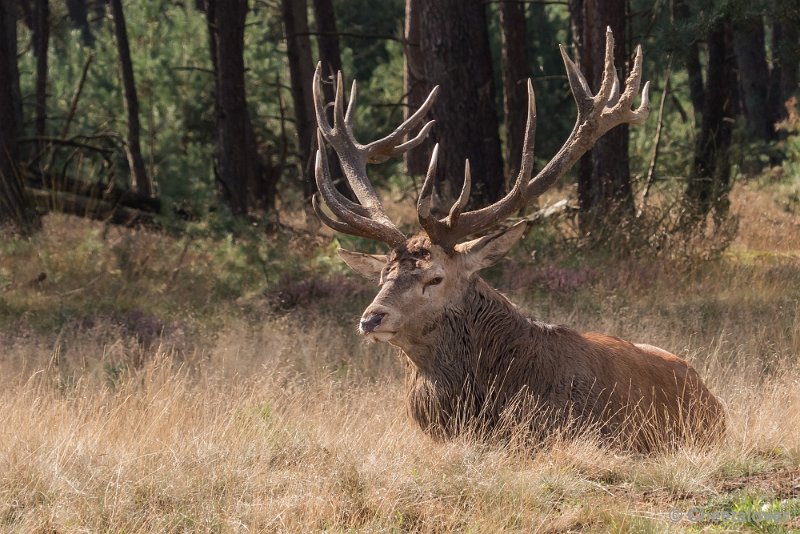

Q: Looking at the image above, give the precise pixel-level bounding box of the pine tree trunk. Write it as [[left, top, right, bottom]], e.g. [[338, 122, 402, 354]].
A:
[[403, 0, 430, 177], [568, 0, 593, 218], [282, 0, 316, 202], [571, 0, 633, 228], [686, 23, 735, 218], [310, 0, 352, 200], [207, 0, 272, 215], [675, 0, 704, 120], [65, 0, 93, 46], [498, 0, 529, 182], [769, 19, 799, 127], [419, 0, 504, 208], [34, 0, 48, 162], [110, 0, 152, 197], [312, 0, 341, 75], [0, 0, 38, 231], [732, 15, 774, 141]]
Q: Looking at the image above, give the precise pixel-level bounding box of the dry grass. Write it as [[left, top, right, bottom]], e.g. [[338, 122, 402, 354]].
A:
[[1, 181, 799, 532]]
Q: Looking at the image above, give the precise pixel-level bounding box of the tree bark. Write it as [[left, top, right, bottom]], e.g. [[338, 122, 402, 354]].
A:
[[66, 0, 93, 46], [312, 0, 342, 76], [571, 0, 633, 228], [34, 0, 49, 162], [686, 23, 736, 218], [109, 0, 152, 197], [5, 0, 22, 132], [732, 14, 775, 141], [311, 0, 351, 198], [420, 0, 504, 208], [0, 0, 38, 231], [403, 0, 430, 176], [282, 0, 317, 202], [498, 0, 530, 182], [675, 0, 704, 121], [568, 0, 592, 218], [769, 19, 799, 128], [207, 0, 272, 215]]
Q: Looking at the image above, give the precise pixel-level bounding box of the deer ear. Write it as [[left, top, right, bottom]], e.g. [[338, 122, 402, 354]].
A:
[[337, 249, 388, 283], [455, 221, 527, 274]]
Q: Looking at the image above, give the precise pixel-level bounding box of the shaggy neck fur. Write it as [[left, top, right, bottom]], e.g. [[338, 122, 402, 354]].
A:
[[402, 275, 573, 439]]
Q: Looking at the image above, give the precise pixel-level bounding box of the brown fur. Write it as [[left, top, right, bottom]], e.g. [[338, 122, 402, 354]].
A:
[[402, 278, 724, 451]]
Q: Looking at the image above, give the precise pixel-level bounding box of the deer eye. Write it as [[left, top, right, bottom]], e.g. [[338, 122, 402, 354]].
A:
[[426, 276, 443, 287]]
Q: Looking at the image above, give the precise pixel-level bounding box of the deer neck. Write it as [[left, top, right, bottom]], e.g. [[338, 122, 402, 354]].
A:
[[399, 277, 540, 437], [397, 276, 531, 375]]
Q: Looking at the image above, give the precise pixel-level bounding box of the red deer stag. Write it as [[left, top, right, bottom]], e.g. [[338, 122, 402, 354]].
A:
[[312, 30, 725, 452]]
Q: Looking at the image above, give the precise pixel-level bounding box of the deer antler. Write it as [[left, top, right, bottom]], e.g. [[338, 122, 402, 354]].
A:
[[417, 28, 650, 250], [312, 63, 439, 246]]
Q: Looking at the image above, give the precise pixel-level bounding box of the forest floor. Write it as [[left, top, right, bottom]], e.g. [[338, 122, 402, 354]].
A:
[[1, 178, 799, 532]]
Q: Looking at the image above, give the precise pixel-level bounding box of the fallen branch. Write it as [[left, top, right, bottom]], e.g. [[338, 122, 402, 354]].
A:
[[28, 188, 159, 228], [26, 171, 161, 213]]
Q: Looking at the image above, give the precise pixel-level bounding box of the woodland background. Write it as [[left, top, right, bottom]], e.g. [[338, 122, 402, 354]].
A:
[[1, 0, 800, 532], [1, 0, 798, 235]]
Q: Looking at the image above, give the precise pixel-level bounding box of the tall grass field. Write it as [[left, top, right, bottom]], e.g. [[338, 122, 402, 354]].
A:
[[1, 181, 799, 532]]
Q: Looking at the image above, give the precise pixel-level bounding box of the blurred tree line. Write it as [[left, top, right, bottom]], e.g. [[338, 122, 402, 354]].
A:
[[0, 0, 797, 240]]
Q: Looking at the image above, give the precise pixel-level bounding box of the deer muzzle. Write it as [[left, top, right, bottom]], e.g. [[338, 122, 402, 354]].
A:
[[359, 313, 385, 334]]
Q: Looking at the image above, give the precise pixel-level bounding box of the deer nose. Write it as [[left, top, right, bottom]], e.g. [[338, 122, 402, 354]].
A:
[[360, 313, 385, 333]]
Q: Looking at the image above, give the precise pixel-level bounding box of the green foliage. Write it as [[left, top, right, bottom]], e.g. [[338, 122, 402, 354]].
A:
[[9, 0, 799, 246]]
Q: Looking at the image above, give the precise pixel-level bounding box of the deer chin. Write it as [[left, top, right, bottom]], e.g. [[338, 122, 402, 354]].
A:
[[364, 331, 396, 343]]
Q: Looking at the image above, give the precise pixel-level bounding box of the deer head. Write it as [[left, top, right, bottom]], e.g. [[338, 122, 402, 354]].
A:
[[313, 29, 650, 351]]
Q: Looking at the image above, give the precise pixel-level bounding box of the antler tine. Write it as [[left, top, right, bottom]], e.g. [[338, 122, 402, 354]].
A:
[[314, 145, 406, 245], [559, 44, 593, 118], [594, 27, 617, 108], [608, 70, 621, 108], [333, 71, 347, 132], [344, 78, 357, 134], [314, 130, 370, 219], [615, 44, 650, 125], [366, 85, 440, 163], [447, 160, 472, 226], [417, 144, 445, 242], [619, 44, 643, 105], [417, 150, 472, 244]]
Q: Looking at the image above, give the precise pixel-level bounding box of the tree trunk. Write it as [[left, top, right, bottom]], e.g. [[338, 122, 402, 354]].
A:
[[207, 0, 272, 215], [571, 0, 633, 228], [109, 0, 152, 197], [403, 0, 430, 177], [675, 0, 704, 121], [312, 0, 342, 76], [732, 15, 774, 141], [311, 0, 351, 199], [420, 0, 504, 208], [66, 0, 93, 46], [34, 0, 49, 162], [498, 0, 529, 182], [0, 0, 38, 231], [686, 23, 735, 218], [282, 0, 317, 202], [568, 0, 592, 219], [5, 0, 22, 132], [769, 19, 799, 127]]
